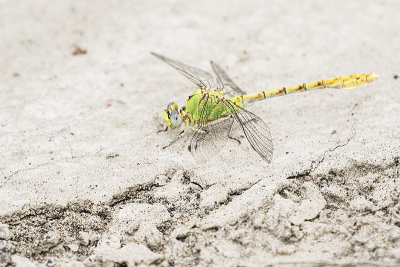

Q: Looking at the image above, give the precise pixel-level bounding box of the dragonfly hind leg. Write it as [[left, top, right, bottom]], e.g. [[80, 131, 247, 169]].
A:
[[228, 118, 241, 145]]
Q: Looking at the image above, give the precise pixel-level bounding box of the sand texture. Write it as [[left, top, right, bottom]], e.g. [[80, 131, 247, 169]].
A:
[[1, 0, 400, 266]]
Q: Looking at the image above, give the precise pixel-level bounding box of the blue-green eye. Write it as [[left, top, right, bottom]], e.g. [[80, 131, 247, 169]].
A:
[[170, 109, 182, 128]]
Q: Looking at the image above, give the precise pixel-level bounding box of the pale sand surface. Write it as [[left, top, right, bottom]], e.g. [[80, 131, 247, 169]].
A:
[[1, 0, 400, 266]]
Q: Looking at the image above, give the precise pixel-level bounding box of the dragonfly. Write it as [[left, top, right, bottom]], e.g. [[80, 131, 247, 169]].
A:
[[151, 52, 378, 162]]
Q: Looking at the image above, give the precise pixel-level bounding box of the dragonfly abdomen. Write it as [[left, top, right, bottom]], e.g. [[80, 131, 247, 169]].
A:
[[242, 73, 378, 104]]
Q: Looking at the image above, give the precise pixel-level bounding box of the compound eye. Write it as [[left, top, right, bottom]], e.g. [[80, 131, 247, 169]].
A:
[[170, 109, 182, 128], [167, 102, 174, 109]]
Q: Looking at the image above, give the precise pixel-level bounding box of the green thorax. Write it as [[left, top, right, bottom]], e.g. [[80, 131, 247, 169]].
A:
[[184, 88, 242, 123]]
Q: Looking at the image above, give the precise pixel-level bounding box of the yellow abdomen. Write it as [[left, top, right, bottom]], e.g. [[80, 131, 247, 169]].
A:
[[241, 73, 378, 104]]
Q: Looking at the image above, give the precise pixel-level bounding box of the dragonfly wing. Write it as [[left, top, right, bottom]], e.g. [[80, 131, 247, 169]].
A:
[[189, 95, 233, 162], [210, 61, 246, 97], [151, 52, 217, 89], [189, 116, 234, 162], [222, 99, 273, 163]]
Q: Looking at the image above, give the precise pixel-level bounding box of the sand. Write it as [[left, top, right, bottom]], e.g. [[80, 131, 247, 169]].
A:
[[1, 0, 400, 266]]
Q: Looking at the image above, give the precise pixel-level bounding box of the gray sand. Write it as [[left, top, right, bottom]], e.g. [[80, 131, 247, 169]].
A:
[[1, 0, 400, 266]]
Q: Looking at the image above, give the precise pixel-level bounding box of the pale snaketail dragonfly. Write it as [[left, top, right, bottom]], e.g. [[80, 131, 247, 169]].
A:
[[152, 52, 378, 162]]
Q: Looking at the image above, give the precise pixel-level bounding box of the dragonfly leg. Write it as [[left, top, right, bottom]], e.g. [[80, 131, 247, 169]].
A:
[[163, 126, 188, 150], [157, 126, 168, 134], [190, 126, 207, 134], [228, 119, 241, 145]]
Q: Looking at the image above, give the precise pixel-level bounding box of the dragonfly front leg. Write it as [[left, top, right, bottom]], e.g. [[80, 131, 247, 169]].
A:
[[163, 126, 188, 150], [157, 126, 168, 134]]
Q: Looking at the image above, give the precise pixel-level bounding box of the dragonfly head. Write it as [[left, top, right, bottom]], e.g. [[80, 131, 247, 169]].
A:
[[162, 101, 182, 129]]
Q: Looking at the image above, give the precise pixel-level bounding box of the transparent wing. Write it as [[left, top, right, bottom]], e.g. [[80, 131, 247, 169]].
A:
[[189, 95, 273, 163], [210, 61, 246, 97], [188, 95, 234, 162], [189, 116, 234, 162], [151, 52, 217, 89], [222, 99, 273, 163]]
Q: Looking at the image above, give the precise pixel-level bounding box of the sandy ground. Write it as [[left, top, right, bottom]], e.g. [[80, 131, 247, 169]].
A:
[[1, 0, 400, 266]]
